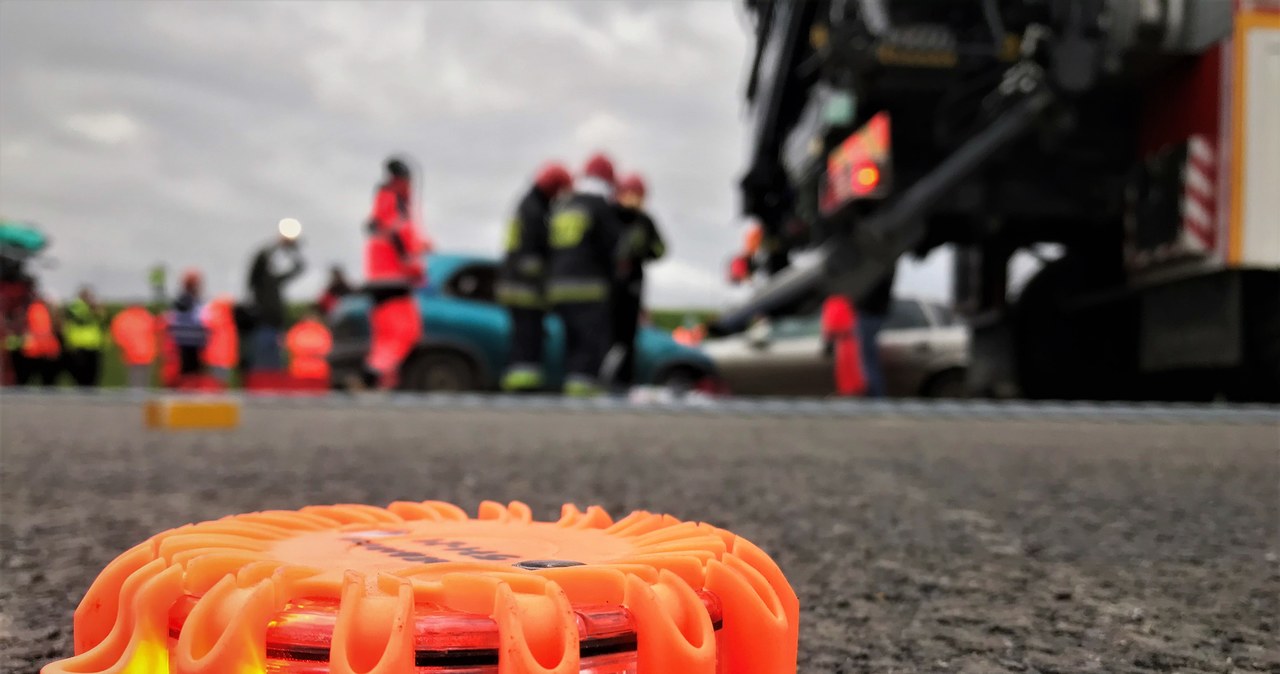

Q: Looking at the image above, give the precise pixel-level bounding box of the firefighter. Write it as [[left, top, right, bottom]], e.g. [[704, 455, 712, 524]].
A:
[[286, 308, 333, 382], [62, 287, 106, 387], [110, 305, 156, 388], [203, 295, 239, 384], [361, 157, 428, 389], [547, 153, 624, 397], [497, 161, 573, 392], [820, 294, 866, 396], [604, 173, 666, 391], [167, 270, 208, 378]]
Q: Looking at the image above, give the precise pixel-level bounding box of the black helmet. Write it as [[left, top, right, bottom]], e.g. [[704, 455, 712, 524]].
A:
[[386, 157, 411, 179]]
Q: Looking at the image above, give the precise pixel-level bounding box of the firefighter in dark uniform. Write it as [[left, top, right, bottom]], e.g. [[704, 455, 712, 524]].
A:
[[497, 162, 573, 392], [604, 173, 666, 391], [547, 153, 623, 397]]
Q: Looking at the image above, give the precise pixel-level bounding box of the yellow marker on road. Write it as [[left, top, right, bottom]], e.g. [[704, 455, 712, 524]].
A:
[[143, 397, 240, 429]]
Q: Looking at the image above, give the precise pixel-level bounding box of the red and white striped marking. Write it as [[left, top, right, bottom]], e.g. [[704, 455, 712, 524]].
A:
[[1181, 134, 1217, 252]]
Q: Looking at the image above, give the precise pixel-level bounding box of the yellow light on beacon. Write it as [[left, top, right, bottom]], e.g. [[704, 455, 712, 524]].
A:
[[278, 218, 302, 241], [855, 166, 881, 190]]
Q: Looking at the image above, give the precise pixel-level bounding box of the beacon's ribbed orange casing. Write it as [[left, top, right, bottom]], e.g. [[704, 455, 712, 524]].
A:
[[43, 500, 799, 673]]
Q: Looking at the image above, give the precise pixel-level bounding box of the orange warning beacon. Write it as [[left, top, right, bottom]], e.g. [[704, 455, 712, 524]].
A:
[[43, 500, 799, 673]]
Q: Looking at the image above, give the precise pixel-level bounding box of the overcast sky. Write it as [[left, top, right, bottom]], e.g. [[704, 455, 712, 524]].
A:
[[0, 0, 953, 307]]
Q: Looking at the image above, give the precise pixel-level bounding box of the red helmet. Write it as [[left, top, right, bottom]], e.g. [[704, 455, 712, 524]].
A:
[[534, 162, 573, 195], [617, 173, 646, 199], [582, 153, 615, 185], [181, 268, 202, 293]]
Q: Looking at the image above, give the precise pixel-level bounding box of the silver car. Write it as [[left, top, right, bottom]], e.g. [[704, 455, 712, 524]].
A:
[[702, 299, 969, 397]]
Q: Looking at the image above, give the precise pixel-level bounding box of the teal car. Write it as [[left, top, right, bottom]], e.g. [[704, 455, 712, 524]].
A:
[[328, 253, 716, 391]]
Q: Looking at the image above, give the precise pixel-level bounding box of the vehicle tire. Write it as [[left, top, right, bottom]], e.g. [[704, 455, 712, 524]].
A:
[[656, 365, 702, 393], [400, 351, 478, 392], [1012, 252, 1137, 400], [922, 368, 967, 398]]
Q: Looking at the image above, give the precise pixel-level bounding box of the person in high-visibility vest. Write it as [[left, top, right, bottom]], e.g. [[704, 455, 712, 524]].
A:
[[820, 294, 866, 397], [202, 295, 239, 384], [110, 305, 156, 388], [62, 287, 106, 387], [286, 310, 333, 382], [22, 295, 61, 386]]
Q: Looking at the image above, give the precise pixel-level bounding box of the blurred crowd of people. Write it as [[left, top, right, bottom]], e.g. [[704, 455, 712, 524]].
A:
[[0, 235, 344, 391]]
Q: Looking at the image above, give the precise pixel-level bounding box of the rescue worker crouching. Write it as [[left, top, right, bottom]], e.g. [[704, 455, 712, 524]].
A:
[[62, 286, 107, 387], [604, 173, 666, 392], [360, 157, 429, 390], [547, 153, 624, 397], [110, 305, 156, 388], [497, 161, 573, 392], [286, 307, 333, 384]]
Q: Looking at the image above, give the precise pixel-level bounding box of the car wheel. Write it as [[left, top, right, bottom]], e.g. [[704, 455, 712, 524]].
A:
[[922, 368, 968, 399], [657, 365, 703, 393], [401, 351, 478, 392]]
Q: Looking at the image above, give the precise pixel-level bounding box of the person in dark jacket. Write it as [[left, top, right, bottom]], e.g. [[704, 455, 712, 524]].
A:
[[246, 220, 305, 371], [168, 270, 208, 377], [856, 270, 895, 398], [497, 162, 573, 392], [603, 173, 666, 391], [317, 265, 352, 317], [547, 153, 624, 396]]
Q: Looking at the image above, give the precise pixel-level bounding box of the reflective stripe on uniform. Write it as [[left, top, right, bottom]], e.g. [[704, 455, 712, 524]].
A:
[[496, 281, 544, 309], [547, 279, 607, 304], [504, 217, 521, 252]]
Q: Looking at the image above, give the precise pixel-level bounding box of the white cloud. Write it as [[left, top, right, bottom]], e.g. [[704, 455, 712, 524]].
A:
[[0, 0, 954, 311], [61, 111, 140, 145]]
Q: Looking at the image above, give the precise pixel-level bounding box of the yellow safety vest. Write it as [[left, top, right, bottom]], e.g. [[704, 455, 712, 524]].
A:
[[63, 299, 105, 351]]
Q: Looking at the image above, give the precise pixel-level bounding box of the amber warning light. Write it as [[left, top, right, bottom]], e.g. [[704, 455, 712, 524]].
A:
[[42, 500, 799, 674]]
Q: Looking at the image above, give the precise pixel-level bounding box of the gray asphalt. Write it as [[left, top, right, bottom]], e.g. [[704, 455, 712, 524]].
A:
[[1, 396, 1277, 673]]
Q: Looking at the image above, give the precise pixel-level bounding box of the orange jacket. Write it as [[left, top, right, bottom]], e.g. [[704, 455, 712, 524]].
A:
[[365, 180, 428, 287], [286, 318, 332, 380], [109, 306, 156, 365], [22, 301, 60, 358], [202, 299, 238, 369]]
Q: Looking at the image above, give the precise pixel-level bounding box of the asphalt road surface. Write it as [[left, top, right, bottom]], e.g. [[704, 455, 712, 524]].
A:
[[1, 395, 1277, 673]]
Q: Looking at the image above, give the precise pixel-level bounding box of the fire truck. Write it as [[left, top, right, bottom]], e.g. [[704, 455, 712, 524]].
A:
[[719, 0, 1279, 401]]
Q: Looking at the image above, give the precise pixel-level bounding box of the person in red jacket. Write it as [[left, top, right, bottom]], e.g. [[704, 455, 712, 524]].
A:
[[361, 157, 429, 389], [821, 294, 866, 397]]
